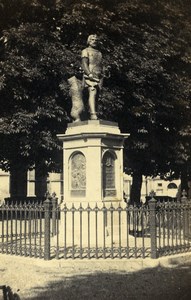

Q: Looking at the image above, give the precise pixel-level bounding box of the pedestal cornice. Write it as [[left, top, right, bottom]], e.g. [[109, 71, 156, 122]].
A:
[[57, 119, 129, 141], [57, 132, 129, 142]]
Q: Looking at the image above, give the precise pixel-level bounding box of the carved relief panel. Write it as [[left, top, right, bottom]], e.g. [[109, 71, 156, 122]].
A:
[[70, 152, 86, 196]]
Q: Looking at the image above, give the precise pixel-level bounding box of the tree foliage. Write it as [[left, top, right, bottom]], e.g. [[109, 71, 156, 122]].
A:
[[0, 1, 191, 199]]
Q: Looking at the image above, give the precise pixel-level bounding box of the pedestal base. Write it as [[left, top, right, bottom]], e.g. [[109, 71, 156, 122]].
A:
[[57, 120, 129, 204]]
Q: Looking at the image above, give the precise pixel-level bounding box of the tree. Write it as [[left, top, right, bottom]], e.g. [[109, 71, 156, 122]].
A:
[[0, 0, 123, 174], [0, 0, 191, 202], [0, 1, 68, 174], [99, 0, 191, 202]]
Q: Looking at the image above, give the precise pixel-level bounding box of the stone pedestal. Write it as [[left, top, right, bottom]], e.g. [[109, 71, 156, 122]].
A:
[[57, 120, 129, 204]]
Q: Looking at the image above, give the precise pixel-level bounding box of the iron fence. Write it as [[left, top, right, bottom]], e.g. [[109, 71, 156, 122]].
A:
[[156, 200, 191, 256], [53, 202, 151, 260], [0, 195, 191, 260], [0, 202, 45, 258]]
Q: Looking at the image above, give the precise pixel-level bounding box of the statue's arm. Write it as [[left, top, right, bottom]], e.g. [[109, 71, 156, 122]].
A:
[[82, 57, 90, 76]]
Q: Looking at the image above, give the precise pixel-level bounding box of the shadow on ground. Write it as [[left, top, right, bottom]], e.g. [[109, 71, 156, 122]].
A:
[[22, 263, 191, 300]]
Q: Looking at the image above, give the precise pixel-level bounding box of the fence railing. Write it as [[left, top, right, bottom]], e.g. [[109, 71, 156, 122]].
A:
[[0, 202, 45, 258], [53, 201, 151, 259], [0, 194, 191, 260], [156, 198, 191, 256]]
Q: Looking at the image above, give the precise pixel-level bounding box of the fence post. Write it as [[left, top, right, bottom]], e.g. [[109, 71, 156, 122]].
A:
[[149, 198, 158, 259], [181, 190, 189, 239], [181, 189, 187, 202], [52, 192, 58, 236], [44, 194, 51, 260]]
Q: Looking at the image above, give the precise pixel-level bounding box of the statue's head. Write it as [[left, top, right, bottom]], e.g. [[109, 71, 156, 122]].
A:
[[87, 34, 98, 48]]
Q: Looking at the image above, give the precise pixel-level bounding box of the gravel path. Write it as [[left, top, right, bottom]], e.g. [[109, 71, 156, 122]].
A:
[[0, 253, 191, 299]]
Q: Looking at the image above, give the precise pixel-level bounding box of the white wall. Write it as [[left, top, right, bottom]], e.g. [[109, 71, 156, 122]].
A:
[[123, 174, 180, 201], [0, 170, 10, 203]]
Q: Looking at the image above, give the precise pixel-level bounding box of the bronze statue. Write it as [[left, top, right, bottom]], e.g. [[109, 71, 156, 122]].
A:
[[68, 76, 84, 122], [68, 34, 103, 122], [81, 34, 103, 120]]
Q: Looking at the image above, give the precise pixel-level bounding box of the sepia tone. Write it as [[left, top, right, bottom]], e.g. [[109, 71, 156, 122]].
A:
[[0, 1, 191, 299]]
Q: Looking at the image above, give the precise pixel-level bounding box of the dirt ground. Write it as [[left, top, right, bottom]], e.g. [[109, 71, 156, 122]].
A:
[[0, 253, 191, 300]]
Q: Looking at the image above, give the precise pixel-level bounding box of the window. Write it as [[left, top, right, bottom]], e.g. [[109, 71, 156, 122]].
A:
[[167, 182, 177, 189]]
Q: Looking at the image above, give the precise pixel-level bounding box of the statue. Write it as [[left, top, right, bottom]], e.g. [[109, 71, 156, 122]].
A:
[[81, 34, 103, 120], [68, 34, 103, 122], [68, 76, 84, 122]]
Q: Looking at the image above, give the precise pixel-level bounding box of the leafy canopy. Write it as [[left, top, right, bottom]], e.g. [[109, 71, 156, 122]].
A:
[[0, 0, 190, 180]]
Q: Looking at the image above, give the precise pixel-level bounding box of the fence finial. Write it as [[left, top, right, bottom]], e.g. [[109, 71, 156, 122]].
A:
[[52, 192, 57, 199], [44, 191, 51, 201], [149, 189, 156, 199], [181, 189, 187, 202]]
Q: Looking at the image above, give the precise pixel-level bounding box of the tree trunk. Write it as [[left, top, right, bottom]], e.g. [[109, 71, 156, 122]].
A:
[[181, 169, 188, 195], [10, 166, 27, 198], [130, 171, 143, 205], [35, 165, 48, 199]]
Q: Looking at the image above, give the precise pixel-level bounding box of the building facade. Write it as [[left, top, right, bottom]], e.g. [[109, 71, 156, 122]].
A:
[[0, 168, 180, 204]]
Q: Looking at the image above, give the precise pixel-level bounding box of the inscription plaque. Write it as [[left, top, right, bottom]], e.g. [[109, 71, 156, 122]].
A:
[[103, 152, 116, 197]]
